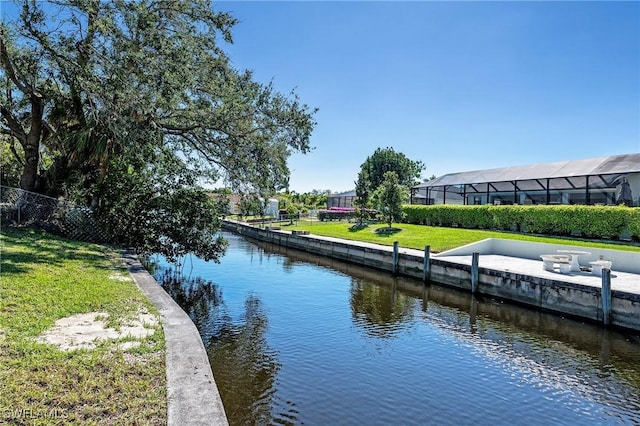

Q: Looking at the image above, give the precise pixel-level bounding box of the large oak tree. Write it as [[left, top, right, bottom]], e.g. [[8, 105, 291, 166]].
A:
[[0, 0, 317, 260]]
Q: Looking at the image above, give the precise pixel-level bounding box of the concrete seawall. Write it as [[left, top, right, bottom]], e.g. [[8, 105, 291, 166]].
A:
[[124, 253, 229, 426], [222, 220, 640, 332]]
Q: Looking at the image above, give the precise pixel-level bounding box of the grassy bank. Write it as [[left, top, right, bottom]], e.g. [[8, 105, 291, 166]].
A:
[[279, 219, 640, 253], [0, 227, 166, 425]]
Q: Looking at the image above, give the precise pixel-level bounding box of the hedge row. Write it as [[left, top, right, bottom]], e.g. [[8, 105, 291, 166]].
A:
[[402, 205, 640, 241], [318, 209, 379, 222], [318, 210, 357, 221]]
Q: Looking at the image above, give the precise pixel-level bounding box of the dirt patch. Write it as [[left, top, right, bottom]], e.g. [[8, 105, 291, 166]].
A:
[[36, 311, 159, 351], [108, 273, 134, 282]]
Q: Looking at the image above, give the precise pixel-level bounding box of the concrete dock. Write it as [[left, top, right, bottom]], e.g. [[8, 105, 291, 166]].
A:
[[434, 253, 640, 295]]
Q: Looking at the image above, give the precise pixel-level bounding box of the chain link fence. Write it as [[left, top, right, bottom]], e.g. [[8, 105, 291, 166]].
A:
[[0, 185, 112, 242]]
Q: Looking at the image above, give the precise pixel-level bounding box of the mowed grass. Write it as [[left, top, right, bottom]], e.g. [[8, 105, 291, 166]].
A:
[[280, 219, 640, 253], [0, 226, 166, 425]]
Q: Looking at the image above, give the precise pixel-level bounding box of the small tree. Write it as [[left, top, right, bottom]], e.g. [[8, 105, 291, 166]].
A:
[[285, 203, 299, 224], [353, 169, 371, 226], [372, 171, 408, 229], [238, 195, 261, 219], [278, 194, 302, 222]]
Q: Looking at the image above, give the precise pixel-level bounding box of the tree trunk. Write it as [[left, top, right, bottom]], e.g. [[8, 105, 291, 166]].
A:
[[20, 95, 44, 192], [19, 134, 39, 192]]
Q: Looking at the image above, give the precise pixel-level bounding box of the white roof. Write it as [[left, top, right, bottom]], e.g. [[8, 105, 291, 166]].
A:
[[415, 153, 640, 188]]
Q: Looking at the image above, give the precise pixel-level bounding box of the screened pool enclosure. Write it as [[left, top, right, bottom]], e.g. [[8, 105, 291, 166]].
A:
[[327, 190, 357, 208], [411, 154, 640, 207]]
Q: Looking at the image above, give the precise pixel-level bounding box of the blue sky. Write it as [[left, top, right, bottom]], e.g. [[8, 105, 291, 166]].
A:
[[2, 1, 638, 193], [217, 1, 640, 193]]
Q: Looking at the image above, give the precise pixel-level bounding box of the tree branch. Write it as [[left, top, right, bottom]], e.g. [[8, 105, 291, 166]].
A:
[[159, 122, 205, 133], [0, 28, 31, 95], [0, 105, 26, 142]]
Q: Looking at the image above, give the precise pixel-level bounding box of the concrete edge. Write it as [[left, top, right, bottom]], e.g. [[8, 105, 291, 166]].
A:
[[436, 238, 640, 274], [122, 252, 229, 426]]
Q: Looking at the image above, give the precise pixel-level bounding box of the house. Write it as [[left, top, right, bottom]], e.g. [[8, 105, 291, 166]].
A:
[[411, 153, 640, 206]]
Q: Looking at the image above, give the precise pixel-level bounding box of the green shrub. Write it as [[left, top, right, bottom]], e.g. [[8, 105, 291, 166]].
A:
[[318, 210, 357, 221], [623, 208, 640, 241], [402, 204, 640, 241], [488, 205, 528, 231]]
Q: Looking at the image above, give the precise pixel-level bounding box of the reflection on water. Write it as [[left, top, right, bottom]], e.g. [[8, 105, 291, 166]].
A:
[[350, 278, 416, 338], [159, 271, 224, 342], [153, 265, 284, 425], [150, 233, 640, 426], [206, 295, 285, 425]]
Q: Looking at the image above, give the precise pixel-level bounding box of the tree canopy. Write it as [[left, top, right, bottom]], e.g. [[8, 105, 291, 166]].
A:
[[359, 147, 424, 195], [0, 0, 317, 260], [372, 171, 407, 228]]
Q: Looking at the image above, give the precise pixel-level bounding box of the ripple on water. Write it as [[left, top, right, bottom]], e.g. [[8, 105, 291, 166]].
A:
[[153, 234, 640, 426]]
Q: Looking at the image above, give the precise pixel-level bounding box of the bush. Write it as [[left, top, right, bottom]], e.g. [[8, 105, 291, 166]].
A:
[[402, 204, 640, 241], [318, 207, 378, 222], [627, 209, 640, 240], [318, 208, 356, 221]]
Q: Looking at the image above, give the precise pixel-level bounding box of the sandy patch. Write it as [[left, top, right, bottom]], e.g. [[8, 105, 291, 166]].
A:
[[108, 273, 134, 282], [36, 311, 159, 351]]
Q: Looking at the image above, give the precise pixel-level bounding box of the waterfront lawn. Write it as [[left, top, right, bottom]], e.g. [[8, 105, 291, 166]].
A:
[[0, 226, 166, 424], [283, 220, 640, 253]]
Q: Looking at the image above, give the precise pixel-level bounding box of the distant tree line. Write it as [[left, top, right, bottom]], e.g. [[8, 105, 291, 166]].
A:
[[278, 189, 331, 214]]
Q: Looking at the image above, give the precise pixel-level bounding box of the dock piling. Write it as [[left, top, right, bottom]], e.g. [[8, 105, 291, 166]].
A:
[[601, 268, 612, 326], [393, 241, 399, 275], [471, 252, 479, 294], [423, 245, 431, 282]]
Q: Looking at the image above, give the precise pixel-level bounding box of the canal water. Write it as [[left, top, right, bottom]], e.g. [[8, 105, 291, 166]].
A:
[[149, 232, 640, 426]]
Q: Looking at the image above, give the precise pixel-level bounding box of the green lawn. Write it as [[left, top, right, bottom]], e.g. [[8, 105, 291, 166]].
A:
[[0, 226, 166, 425], [280, 219, 640, 253]]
